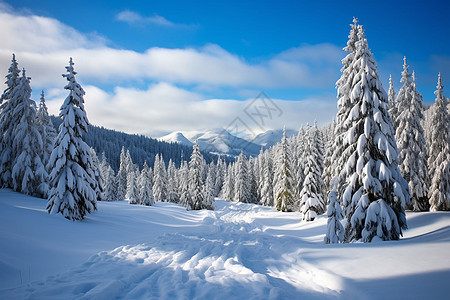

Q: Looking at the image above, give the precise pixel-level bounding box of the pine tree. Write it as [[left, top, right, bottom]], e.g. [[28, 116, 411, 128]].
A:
[[299, 124, 326, 221], [428, 74, 450, 211], [214, 156, 224, 197], [36, 91, 57, 168], [395, 68, 429, 211], [222, 163, 234, 202], [46, 58, 97, 220], [0, 54, 21, 188], [178, 160, 190, 207], [322, 120, 336, 198], [273, 128, 295, 212], [167, 159, 179, 203], [324, 191, 344, 244], [335, 24, 409, 242], [388, 75, 397, 121], [102, 164, 117, 201], [11, 69, 47, 197], [392, 57, 412, 131], [90, 148, 104, 202], [260, 150, 274, 206], [234, 151, 252, 203], [153, 154, 167, 202], [138, 161, 153, 206], [188, 141, 211, 210], [203, 165, 215, 210], [115, 147, 128, 201], [330, 17, 361, 199]]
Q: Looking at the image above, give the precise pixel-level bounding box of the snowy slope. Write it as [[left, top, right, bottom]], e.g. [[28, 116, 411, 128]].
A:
[[251, 129, 297, 148], [160, 128, 261, 157], [1, 189, 449, 299], [158, 131, 194, 147]]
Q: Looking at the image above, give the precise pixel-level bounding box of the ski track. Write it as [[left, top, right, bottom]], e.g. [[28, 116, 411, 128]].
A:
[[2, 201, 343, 299]]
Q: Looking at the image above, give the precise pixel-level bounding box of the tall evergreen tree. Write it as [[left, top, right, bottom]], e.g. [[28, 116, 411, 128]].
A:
[[188, 141, 212, 210], [90, 148, 104, 202], [138, 161, 153, 206], [102, 164, 117, 201], [178, 160, 190, 207], [234, 151, 252, 203], [388, 75, 396, 113], [203, 165, 215, 209], [428, 74, 450, 211], [11, 69, 47, 197], [46, 58, 97, 220], [324, 191, 344, 244], [153, 154, 167, 202], [395, 68, 429, 211], [260, 150, 274, 206], [115, 147, 128, 201], [391, 57, 412, 131], [330, 17, 361, 199], [222, 163, 234, 202], [299, 124, 326, 221], [167, 159, 179, 203], [214, 156, 224, 197], [0, 54, 21, 188], [335, 23, 409, 242], [273, 128, 295, 212], [36, 91, 57, 168]]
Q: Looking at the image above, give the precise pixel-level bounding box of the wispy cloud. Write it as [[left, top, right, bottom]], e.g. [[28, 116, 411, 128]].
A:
[[115, 9, 194, 29]]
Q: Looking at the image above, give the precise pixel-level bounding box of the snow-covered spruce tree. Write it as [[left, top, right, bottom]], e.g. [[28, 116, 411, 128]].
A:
[[153, 154, 167, 202], [214, 156, 224, 197], [11, 69, 47, 197], [299, 124, 326, 221], [234, 151, 252, 203], [392, 57, 412, 131], [102, 163, 117, 201], [178, 160, 190, 207], [388, 75, 396, 116], [89, 148, 104, 202], [248, 157, 258, 203], [324, 190, 344, 244], [188, 141, 212, 210], [167, 159, 179, 203], [46, 58, 97, 220], [428, 74, 450, 211], [36, 91, 57, 168], [0, 54, 21, 188], [260, 150, 274, 206], [138, 161, 153, 206], [273, 128, 295, 212], [330, 17, 361, 199], [395, 69, 429, 211], [203, 164, 215, 210], [222, 163, 234, 202], [322, 120, 336, 198], [115, 147, 128, 201], [127, 170, 139, 204], [336, 25, 409, 242], [294, 126, 307, 199]]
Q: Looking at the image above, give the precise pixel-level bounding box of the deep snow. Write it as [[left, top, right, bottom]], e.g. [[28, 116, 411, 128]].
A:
[[0, 189, 449, 299]]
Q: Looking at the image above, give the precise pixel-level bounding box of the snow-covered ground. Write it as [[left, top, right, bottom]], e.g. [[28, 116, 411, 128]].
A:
[[0, 189, 449, 299]]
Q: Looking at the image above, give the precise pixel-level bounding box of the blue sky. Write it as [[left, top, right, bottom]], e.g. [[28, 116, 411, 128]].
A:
[[1, 0, 449, 136]]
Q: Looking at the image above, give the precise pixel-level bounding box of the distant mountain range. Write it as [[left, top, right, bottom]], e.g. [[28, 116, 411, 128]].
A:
[[159, 128, 297, 157]]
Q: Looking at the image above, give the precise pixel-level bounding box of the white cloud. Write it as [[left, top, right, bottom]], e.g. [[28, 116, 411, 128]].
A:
[[0, 5, 339, 137], [116, 9, 194, 28], [0, 7, 342, 90], [45, 82, 337, 137]]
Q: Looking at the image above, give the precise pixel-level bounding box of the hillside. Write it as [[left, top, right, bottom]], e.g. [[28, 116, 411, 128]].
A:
[[51, 116, 227, 171], [0, 189, 449, 299]]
